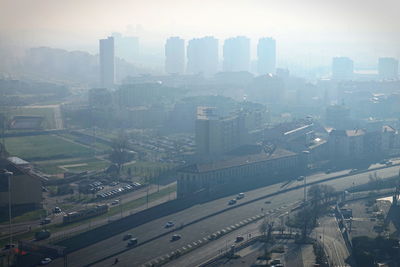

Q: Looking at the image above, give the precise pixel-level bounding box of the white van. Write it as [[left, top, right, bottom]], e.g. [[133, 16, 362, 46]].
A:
[[236, 193, 245, 199]]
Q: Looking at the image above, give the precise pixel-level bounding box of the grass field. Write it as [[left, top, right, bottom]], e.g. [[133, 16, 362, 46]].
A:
[[4, 135, 93, 161], [58, 133, 111, 152], [35, 158, 110, 175]]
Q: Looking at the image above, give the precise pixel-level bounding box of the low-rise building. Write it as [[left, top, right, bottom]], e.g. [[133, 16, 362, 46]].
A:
[[177, 147, 300, 199], [0, 157, 43, 215]]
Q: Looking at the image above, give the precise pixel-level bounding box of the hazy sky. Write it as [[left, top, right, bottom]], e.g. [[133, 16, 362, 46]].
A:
[[1, 0, 399, 67]]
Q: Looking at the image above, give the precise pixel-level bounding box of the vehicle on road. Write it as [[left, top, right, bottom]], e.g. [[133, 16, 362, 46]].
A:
[[40, 218, 51, 225], [40, 257, 52, 265], [386, 161, 393, 166], [349, 168, 359, 174], [228, 199, 237, 205], [235, 236, 244, 242], [171, 234, 181, 241], [111, 199, 120, 205], [123, 233, 133, 240], [265, 200, 271, 204], [297, 176, 305, 181], [35, 230, 51, 241], [236, 193, 245, 199], [165, 221, 174, 228], [127, 238, 138, 247], [3, 244, 15, 250]]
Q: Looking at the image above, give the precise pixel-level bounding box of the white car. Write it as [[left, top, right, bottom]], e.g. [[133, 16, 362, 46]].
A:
[[236, 193, 245, 199], [40, 257, 52, 265], [165, 221, 174, 228]]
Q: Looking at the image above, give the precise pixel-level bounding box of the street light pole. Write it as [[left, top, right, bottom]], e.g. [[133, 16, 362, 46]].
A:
[[5, 171, 13, 246], [304, 176, 307, 203]]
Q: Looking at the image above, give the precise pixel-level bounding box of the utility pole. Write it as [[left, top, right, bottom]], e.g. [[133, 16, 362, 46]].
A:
[[303, 176, 307, 203], [6, 171, 13, 244], [5, 171, 13, 267], [146, 187, 149, 209]]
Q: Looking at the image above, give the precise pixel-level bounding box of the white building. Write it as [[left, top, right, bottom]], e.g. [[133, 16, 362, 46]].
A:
[[165, 37, 185, 74], [379, 57, 398, 80], [223, 36, 250, 72], [332, 57, 354, 80], [257, 37, 276, 75], [187, 36, 218, 76]]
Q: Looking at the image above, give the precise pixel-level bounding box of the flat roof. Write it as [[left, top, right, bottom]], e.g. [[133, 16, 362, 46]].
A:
[[7, 157, 30, 165], [181, 148, 297, 173]]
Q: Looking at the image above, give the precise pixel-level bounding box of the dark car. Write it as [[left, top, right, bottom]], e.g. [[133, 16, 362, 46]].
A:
[[171, 234, 181, 241], [127, 238, 138, 247], [235, 236, 244, 242]]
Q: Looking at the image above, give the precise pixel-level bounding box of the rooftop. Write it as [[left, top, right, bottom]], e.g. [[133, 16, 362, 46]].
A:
[[180, 148, 296, 173]]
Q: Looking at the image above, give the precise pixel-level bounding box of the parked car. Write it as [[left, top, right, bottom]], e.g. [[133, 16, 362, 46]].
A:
[[296, 176, 305, 181], [171, 234, 181, 241], [165, 221, 174, 228], [228, 199, 237, 205], [127, 238, 138, 247], [54, 207, 62, 213], [111, 200, 120, 205], [270, 259, 281, 265], [132, 182, 142, 188]]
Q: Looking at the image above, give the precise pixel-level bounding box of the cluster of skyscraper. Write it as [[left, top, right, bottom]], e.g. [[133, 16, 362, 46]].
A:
[[165, 36, 276, 76], [99, 35, 398, 88], [332, 56, 399, 80]]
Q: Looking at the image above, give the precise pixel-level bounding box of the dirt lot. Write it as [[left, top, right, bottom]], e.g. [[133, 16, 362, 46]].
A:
[[345, 196, 396, 238]]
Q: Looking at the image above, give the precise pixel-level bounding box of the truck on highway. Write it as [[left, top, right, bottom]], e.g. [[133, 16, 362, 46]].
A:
[[35, 230, 51, 241]]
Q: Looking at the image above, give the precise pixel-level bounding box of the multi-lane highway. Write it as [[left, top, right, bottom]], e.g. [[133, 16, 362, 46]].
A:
[[48, 163, 399, 267]]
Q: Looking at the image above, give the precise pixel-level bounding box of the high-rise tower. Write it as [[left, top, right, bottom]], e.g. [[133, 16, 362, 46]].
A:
[[257, 37, 276, 75], [223, 36, 250, 72], [165, 37, 185, 74], [99, 36, 115, 88], [187, 36, 218, 76]]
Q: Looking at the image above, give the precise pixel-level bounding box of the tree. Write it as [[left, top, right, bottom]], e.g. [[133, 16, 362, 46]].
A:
[[109, 132, 129, 173]]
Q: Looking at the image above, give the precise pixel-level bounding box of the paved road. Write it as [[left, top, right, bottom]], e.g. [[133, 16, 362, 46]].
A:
[[315, 216, 350, 267], [0, 183, 176, 243], [48, 164, 400, 267]]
